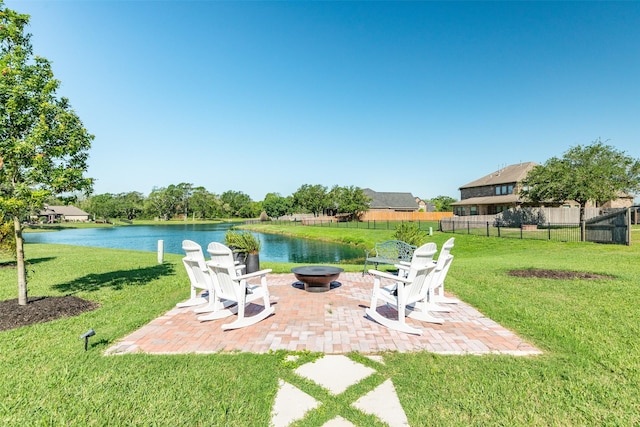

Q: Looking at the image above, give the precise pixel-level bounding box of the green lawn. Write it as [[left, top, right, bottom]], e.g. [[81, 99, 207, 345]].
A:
[[1, 229, 639, 425]]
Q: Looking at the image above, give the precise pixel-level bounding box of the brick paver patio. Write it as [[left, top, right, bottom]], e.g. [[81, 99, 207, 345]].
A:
[[106, 272, 542, 356]]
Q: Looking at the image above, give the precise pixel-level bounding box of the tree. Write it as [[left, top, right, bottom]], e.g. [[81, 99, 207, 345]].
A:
[[118, 191, 144, 220], [1, 4, 94, 305], [239, 200, 262, 219], [86, 193, 118, 222], [175, 182, 193, 221], [262, 192, 292, 219], [189, 186, 220, 219], [144, 186, 182, 220], [520, 140, 640, 230], [429, 195, 457, 212], [329, 185, 370, 220], [292, 184, 327, 216], [220, 190, 252, 217]]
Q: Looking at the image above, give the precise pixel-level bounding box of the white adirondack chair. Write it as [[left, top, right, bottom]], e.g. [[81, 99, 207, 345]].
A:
[[397, 242, 437, 273], [198, 243, 274, 330], [207, 241, 244, 273], [431, 237, 459, 304], [365, 262, 442, 335], [190, 242, 244, 315], [396, 242, 452, 313], [176, 240, 211, 308]]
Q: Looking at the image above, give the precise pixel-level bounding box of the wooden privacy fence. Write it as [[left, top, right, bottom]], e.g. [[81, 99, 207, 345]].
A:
[[585, 208, 631, 245], [359, 211, 453, 222]]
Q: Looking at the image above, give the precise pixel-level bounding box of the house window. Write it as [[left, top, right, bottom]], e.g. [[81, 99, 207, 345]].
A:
[[470, 206, 478, 215], [495, 184, 514, 195]]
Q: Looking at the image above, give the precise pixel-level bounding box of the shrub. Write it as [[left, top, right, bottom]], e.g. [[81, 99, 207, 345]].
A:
[[497, 207, 546, 227], [0, 221, 16, 257], [393, 222, 427, 246], [224, 230, 261, 254]]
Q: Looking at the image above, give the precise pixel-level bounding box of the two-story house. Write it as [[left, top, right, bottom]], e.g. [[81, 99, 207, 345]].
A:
[[452, 162, 541, 216], [452, 162, 635, 217]]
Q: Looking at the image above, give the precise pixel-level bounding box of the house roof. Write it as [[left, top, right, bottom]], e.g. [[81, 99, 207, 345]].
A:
[[42, 205, 90, 216], [459, 162, 538, 189], [452, 194, 521, 206], [362, 188, 419, 209]]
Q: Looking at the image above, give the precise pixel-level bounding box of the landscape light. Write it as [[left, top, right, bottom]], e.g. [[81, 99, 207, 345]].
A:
[[80, 329, 95, 351]]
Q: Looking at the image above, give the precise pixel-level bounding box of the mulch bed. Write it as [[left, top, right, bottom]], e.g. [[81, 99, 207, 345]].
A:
[[508, 269, 614, 280], [0, 296, 100, 332]]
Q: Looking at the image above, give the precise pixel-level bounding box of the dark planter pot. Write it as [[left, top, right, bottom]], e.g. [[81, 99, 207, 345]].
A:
[[245, 253, 260, 274]]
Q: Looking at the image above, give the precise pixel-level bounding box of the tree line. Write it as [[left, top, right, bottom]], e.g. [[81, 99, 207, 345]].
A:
[[73, 184, 374, 222], [65, 185, 458, 222]]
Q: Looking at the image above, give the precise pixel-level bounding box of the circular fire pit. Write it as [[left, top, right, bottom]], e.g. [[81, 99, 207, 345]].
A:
[[291, 266, 344, 292]]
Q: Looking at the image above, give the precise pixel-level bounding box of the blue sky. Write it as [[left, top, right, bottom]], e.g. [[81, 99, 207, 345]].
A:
[[6, 1, 640, 202]]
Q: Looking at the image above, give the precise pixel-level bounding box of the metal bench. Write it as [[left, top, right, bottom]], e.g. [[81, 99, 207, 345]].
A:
[[363, 240, 417, 275]]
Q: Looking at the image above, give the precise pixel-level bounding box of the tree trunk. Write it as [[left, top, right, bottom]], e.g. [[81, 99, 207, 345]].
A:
[[13, 216, 28, 305], [579, 204, 586, 242]]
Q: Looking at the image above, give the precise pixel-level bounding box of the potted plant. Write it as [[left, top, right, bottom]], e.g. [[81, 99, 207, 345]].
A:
[[224, 230, 262, 273]]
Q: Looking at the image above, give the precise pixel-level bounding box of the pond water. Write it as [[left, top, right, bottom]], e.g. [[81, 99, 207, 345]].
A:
[[23, 223, 362, 264]]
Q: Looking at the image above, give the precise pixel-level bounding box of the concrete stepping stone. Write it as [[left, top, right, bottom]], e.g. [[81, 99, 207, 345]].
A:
[[270, 380, 319, 427], [322, 415, 356, 426], [294, 355, 375, 395], [353, 379, 410, 426], [271, 354, 409, 426]]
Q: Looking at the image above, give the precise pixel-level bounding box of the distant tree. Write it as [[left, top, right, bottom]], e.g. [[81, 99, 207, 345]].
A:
[[262, 193, 292, 219], [330, 185, 370, 220], [429, 195, 457, 212], [46, 192, 80, 206], [240, 200, 262, 219], [520, 140, 640, 230], [189, 187, 220, 219], [176, 182, 193, 221], [118, 191, 144, 220], [1, 4, 93, 304], [86, 193, 118, 221], [220, 190, 252, 217], [144, 186, 181, 220], [292, 184, 327, 216]]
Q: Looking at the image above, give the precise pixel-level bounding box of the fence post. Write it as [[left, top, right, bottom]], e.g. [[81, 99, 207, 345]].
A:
[[157, 240, 164, 264], [467, 221, 470, 235], [626, 208, 631, 246], [486, 222, 489, 237], [548, 223, 551, 240]]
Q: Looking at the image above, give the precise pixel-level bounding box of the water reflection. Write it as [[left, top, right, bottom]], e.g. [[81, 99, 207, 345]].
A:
[[24, 223, 361, 264]]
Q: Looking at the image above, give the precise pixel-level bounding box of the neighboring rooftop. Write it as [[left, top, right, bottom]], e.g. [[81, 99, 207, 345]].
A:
[[41, 205, 90, 216], [459, 162, 538, 189], [362, 188, 419, 210]]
